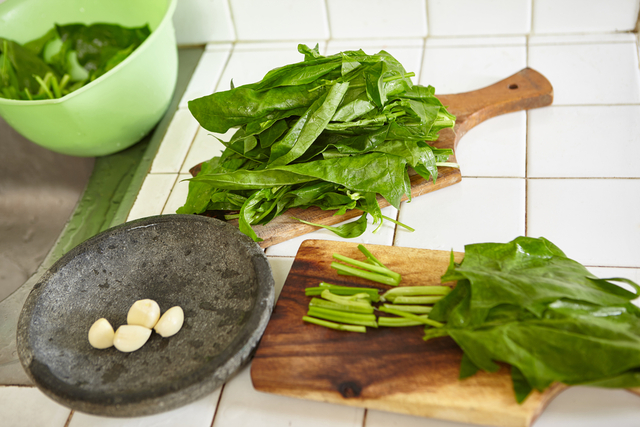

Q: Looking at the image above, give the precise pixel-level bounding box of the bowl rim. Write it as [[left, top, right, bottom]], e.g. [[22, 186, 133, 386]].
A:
[[0, 0, 177, 107]]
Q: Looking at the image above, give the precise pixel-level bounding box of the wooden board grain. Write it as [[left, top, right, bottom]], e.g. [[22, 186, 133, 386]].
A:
[[191, 68, 554, 248], [250, 240, 565, 427]]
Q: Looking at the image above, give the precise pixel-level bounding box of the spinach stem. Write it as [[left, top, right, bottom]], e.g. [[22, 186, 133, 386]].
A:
[[331, 262, 400, 286], [385, 295, 444, 304], [307, 307, 378, 328], [382, 303, 433, 314], [333, 253, 401, 281], [320, 289, 373, 309], [33, 74, 54, 99], [381, 215, 415, 232], [357, 244, 386, 268], [378, 315, 430, 327], [309, 297, 374, 314], [436, 162, 460, 169], [302, 316, 367, 333], [378, 306, 444, 328], [305, 282, 380, 301], [383, 285, 451, 297]]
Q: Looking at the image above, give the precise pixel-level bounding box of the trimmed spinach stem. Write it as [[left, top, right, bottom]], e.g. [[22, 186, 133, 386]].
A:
[[302, 316, 367, 333], [378, 306, 444, 328]]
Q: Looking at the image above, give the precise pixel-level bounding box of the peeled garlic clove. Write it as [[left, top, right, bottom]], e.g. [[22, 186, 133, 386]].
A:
[[113, 325, 152, 352], [127, 299, 161, 329], [88, 318, 115, 349], [154, 306, 184, 338]]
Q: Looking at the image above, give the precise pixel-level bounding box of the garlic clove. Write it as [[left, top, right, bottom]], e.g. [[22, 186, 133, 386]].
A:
[[127, 299, 161, 329], [113, 325, 152, 352], [88, 318, 115, 349], [154, 306, 184, 338]]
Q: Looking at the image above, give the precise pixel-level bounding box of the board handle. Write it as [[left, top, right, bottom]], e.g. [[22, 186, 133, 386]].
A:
[[437, 68, 553, 141]]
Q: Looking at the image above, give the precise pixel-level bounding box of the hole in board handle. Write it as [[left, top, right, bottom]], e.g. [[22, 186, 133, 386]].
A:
[[508, 84, 519, 90]]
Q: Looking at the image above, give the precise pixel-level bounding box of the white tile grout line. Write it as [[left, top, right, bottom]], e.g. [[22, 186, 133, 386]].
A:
[[322, 0, 333, 40], [224, 0, 238, 42], [525, 31, 531, 238]]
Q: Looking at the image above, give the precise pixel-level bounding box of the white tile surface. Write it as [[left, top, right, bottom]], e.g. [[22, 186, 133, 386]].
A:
[[427, 0, 532, 36], [420, 42, 527, 94], [267, 256, 295, 299], [229, 0, 329, 41], [532, 387, 640, 427], [366, 409, 476, 427], [395, 178, 526, 252], [456, 111, 526, 178], [68, 389, 221, 427], [528, 33, 637, 45], [326, 0, 427, 39], [265, 206, 399, 257], [179, 47, 232, 109], [212, 364, 364, 427], [528, 41, 640, 105], [127, 174, 177, 221], [162, 173, 191, 215], [527, 179, 640, 267], [426, 36, 527, 47], [528, 106, 640, 178], [180, 127, 229, 174], [0, 386, 71, 427], [150, 108, 201, 173], [173, 0, 235, 45], [532, 0, 640, 34]]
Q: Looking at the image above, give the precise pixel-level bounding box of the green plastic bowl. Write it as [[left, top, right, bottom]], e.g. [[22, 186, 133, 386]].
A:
[[0, 0, 178, 157]]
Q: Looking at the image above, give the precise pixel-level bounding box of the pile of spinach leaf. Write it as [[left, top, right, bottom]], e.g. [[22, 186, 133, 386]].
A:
[[426, 236, 640, 403], [0, 23, 150, 100], [178, 44, 457, 241]]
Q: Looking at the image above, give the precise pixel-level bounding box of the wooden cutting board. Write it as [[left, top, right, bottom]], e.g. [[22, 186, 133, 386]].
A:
[[250, 240, 566, 427], [191, 68, 553, 248]]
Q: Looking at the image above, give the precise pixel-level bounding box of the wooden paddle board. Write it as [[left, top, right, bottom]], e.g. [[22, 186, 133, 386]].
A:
[[190, 68, 553, 248], [250, 240, 566, 427]]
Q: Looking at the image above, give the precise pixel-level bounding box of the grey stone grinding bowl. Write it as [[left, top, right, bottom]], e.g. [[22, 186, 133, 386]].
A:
[[16, 214, 275, 417]]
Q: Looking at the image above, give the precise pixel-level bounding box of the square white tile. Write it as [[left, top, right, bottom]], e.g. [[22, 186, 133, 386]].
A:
[[127, 174, 177, 221], [326, 0, 427, 39], [427, 0, 532, 36], [150, 108, 201, 174], [527, 179, 640, 267], [212, 363, 364, 427], [229, 0, 329, 41], [326, 39, 425, 77], [265, 206, 399, 257], [395, 177, 526, 253], [528, 40, 640, 105], [173, 0, 235, 45], [528, 105, 640, 178], [179, 47, 232, 109], [532, 0, 640, 34], [455, 111, 526, 178], [68, 389, 221, 427], [419, 42, 527, 94], [0, 386, 71, 427]]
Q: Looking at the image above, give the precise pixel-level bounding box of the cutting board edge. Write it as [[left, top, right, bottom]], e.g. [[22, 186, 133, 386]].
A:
[[250, 380, 567, 427]]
